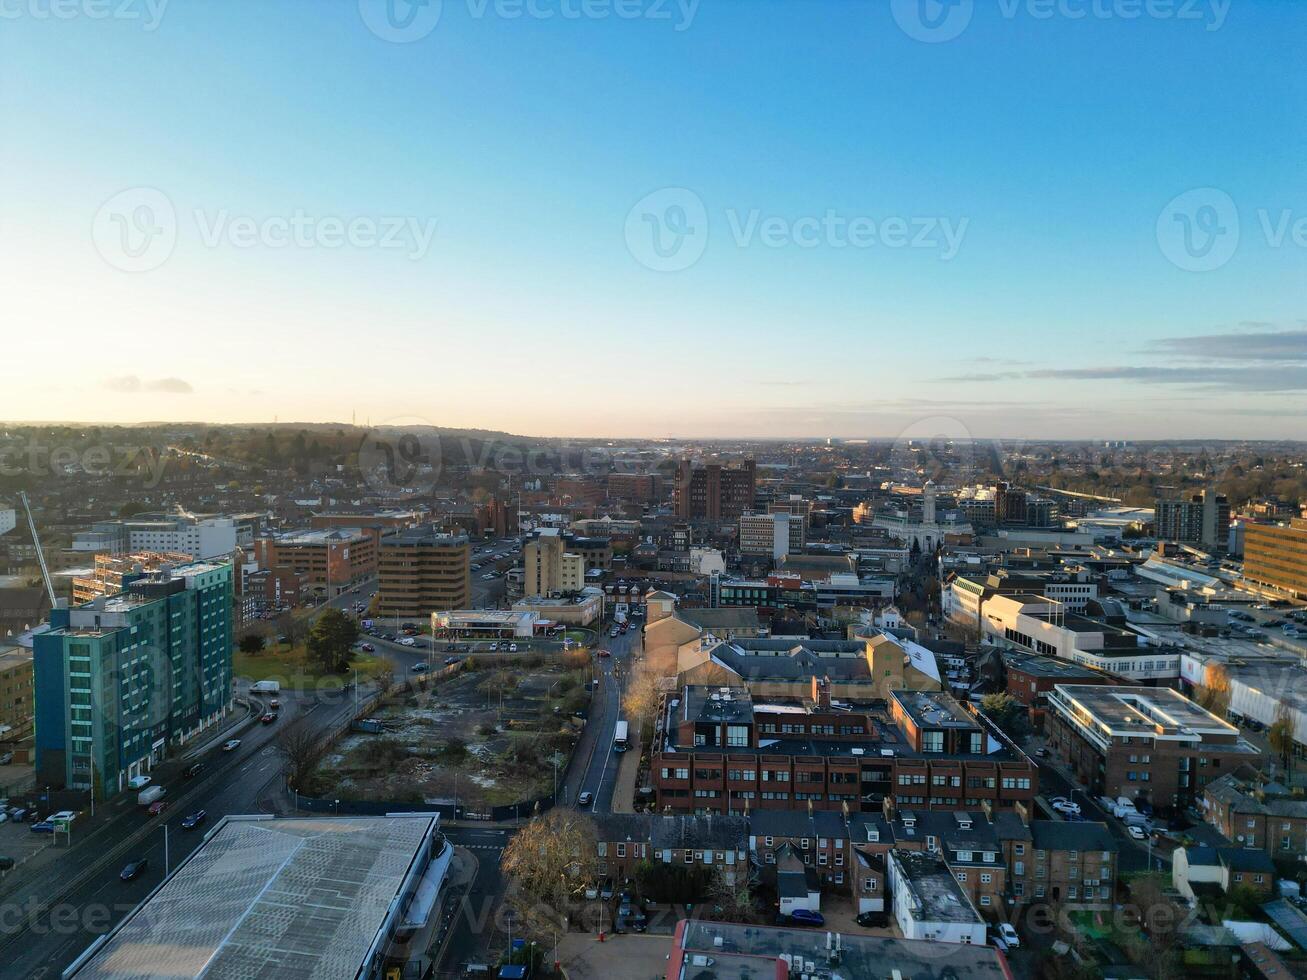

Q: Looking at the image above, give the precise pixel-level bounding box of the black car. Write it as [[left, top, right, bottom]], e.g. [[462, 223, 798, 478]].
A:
[[183, 762, 205, 779], [181, 810, 207, 830], [0, 856, 15, 872], [120, 859, 149, 881]]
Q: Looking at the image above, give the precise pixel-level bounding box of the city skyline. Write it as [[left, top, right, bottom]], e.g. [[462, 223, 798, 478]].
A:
[[4, 1, 1305, 438]]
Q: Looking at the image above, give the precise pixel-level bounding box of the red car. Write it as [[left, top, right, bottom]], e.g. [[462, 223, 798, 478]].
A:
[[261, 712, 277, 724], [148, 801, 169, 816], [597, 649, 611, 658]]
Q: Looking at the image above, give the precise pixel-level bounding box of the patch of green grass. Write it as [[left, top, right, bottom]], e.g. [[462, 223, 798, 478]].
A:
[[233, 643, 391, 689]]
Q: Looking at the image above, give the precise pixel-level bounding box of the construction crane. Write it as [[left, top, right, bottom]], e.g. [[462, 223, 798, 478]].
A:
[[18, 491, 56, 608]]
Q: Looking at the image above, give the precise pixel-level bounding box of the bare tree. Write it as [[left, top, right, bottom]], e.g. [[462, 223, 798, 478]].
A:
[[277, 725, 324, 791], [501, 810, 600, 941], [275, 611, 308, 649]]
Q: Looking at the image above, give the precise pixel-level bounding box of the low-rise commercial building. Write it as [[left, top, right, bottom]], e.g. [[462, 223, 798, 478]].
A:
[[1001, 649, 1115, 728], [512, 587, 604, 626], [254, 528, 377, 599], [66, 814, 450, 980], [1046, 684, 1261, 810], [432, 609, 539, 638], [980, 593, 1179, 682]]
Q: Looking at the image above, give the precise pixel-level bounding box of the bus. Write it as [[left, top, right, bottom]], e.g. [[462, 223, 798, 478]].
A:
[[613, 720, 629, 752]]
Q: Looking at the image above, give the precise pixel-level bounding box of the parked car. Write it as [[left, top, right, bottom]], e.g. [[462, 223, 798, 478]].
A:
[[488, 642, 499, 652], [444, 656, 460, 665], [508, 643, 518, 652], [584, 883, 599, 900], [1127, 824, 1148, 840], [120, 859, 149, 881], [222, 739, 241, 752], [147, 801, 170, 817], [0, 752, 12, 766], [600, 879, 615, 900], [784, 909, 825, 927], [29, 821, 54, 833], [127, 775, 152, 791], [856, 909, 889, 928], [997, 923, 1020, 947], [181, 810, 207, 830], [411, 662, 429, 673], [1052, 800, 1081, 817], [400, 637, 416, 647], [360, 643, 375, 652]]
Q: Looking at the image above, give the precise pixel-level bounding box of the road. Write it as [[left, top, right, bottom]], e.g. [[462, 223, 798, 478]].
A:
[[572, 624, 639, 814], [0, 685, 370, 979], [1035, 758, 1160, 874]]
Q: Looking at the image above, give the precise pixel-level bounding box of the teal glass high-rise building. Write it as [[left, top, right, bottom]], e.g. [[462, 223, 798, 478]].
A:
[[34, 560, 233, 799]]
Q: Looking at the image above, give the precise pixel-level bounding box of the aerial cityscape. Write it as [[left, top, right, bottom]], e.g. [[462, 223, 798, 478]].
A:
[[3, 2, 1307, 980]]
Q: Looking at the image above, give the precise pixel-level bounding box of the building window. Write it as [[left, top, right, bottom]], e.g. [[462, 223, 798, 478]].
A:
[[980, 873, 992, 884], [617, 844, 626, 858], [956, 872, 967, 882], [980, 895, 992, 906]]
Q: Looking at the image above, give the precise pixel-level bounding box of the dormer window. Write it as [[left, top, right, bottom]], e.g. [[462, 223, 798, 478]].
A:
[[867, 828, 879, 843]]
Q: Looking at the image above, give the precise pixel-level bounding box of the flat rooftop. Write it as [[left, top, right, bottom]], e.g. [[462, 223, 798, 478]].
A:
[[893, 849, 985, 924], [69, 814, 439, 980], [674, 920, 1009, 980], [381, 525, 467, 545], [1051, 684, 1239, 736], [1002, 649, 1105, 680], [892, 690, 980, 730]]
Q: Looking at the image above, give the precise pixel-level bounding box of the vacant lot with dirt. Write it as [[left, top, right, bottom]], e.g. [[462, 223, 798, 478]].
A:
[[306, 652, 593, 808]]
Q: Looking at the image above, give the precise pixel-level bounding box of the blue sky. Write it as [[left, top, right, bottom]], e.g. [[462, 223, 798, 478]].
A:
[[3, 0, 1305, 439]]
